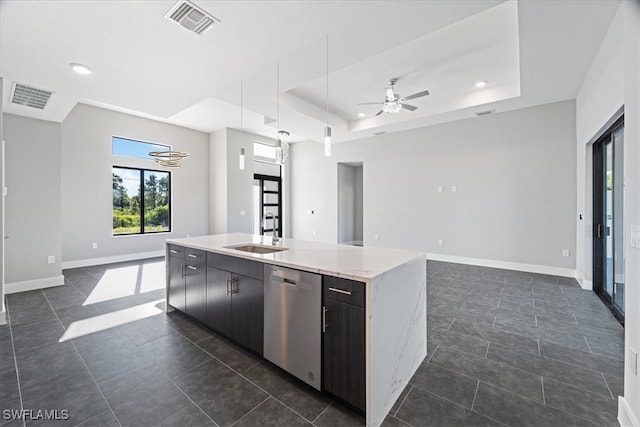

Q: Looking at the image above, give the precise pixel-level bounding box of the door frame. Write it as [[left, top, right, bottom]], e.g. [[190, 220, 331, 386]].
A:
[[592, 115, 624, 323]]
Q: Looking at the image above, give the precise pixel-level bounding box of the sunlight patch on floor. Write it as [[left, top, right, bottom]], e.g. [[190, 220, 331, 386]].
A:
[[59, 300, 164, 342], [83, 261, 165, 305], [140, 261, 166, 293]]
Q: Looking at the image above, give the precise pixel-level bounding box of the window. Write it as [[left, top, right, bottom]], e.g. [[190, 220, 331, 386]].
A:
[[112, 136, 170, 160], [112, 167, 171, 235]]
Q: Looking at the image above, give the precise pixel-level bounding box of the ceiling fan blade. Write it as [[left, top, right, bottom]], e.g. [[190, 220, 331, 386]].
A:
[[403, 90, 430, 101], [400, 103, 418, 111], [357, 102, 383, 105], [375, 109, 384, 116]]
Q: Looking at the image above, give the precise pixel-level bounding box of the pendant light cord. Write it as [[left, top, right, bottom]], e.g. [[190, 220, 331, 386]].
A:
[[277, 61, 280, 142], [240, 80, 243, 145], [326, 34, 329, 127]]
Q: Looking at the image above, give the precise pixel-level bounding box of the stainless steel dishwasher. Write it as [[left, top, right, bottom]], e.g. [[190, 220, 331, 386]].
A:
[[264, 265, 322, 390]]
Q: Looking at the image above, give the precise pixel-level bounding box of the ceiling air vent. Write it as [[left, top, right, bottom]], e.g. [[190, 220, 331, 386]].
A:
[[10, 82, 54, 110], [165, 0, 219, 35]]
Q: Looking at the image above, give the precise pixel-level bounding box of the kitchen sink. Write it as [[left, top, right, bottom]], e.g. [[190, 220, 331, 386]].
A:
[[225, 244, 289, 254]]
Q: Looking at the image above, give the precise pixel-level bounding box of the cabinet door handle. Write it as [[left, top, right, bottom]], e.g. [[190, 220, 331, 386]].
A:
[[230, 277, 239, 294], [322, 305, 328, 333], [187, 265, 198, 271], [181, 264, 185, 278], [328, 287, 351, 296], [169, 249, 178, 254], [187, 253, 199, 258], [226, 277, 231, 295]]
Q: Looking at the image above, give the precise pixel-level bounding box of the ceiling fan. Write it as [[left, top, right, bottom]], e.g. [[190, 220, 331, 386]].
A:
[[358, 78, 430, 116]]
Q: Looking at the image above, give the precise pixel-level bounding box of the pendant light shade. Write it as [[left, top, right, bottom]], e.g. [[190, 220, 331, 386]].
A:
[[324, 126, 331, 156], [239, 147, 245, 170]]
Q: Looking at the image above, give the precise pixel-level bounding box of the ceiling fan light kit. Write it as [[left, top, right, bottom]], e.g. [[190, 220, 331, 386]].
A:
[[359, 78, 429, 116]]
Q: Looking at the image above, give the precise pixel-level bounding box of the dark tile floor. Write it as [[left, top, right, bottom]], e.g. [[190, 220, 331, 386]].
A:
[[0, 259, 624, 426]]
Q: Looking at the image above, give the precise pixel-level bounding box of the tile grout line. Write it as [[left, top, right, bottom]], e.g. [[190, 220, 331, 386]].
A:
[[426, 343, 439, 364], [40, 291, 123, 427], [470, 381, 480, 411], [584, 336, 594, 354], [541, 376, 545, 405], [484, 342, 491, 359], [601, 372, 615, 400], [4, 299, 27, 427], [311, 401, 333, 425], [394, 385, 413, 417], [537, 339, 541, 356], [175, 330, 323, 426], [160, 371, 220, 427], [228, 396, 271, 427]]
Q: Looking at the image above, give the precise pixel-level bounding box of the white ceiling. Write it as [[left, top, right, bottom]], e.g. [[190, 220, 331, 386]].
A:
[[0, 0, 620, 145]]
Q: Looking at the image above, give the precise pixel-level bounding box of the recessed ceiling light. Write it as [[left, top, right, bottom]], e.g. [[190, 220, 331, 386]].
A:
[[475, 80, 487, 88], [358, 112, 365, 118], [69, 63, 93, 75]]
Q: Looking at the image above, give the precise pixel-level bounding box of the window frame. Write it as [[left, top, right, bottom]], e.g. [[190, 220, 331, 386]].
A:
[[112, 165, 172, 236]]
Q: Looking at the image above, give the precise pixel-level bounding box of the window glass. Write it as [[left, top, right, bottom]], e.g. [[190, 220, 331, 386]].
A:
[[113, 167, 170, 235]]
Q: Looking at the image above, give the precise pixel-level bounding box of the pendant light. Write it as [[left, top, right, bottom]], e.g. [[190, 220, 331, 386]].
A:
[[239, 80, 245, 170], [324, 34, 332, 157]]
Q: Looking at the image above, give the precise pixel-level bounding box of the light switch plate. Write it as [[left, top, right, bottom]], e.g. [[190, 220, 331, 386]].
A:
[[47, 255, 55, 264], [631, 225, 640, 249]]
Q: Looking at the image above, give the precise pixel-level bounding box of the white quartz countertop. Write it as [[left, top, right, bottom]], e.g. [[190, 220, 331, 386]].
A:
[[166, 233, 426, 282]]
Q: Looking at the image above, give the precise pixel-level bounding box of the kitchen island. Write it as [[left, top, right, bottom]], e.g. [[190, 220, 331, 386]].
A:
[[165, 233, 427, 427]]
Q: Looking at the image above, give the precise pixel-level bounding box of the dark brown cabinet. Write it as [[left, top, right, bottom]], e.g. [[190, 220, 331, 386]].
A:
[[205, 253, 264, 355], [168, 246, 206, 323], [322, 276, 366, 411], [184, 248, 206, 322], [167, 246, 186, 312]]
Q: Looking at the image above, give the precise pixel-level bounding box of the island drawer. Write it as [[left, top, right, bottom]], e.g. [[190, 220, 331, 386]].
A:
[[167, 244, 185, 260], [207, 252, 264, 280], [323, 276, 365, 308], [185, 248, 205, 266]]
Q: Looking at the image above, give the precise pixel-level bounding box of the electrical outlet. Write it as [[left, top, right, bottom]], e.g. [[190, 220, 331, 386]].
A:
[[438, 239, 444, 246], [240, 210, 246, 216], [438, 186, 443, 193], [562, 249, 570, 257], [374, 234, 379, 241], [92, 242, 98, 249], [451, 186, 457, 192], [47, 255, 55, 264]]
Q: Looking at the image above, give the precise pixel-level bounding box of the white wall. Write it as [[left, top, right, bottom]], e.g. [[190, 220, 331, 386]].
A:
[[209, 127, 291, 236], [354, 165, 363, 242], [3, 113, 63, 288], [291, 100, 577, 272], [337, 163, 356, 243], [61, 104, 209, 266], [209, 128, 228, 234], [575, 4, 624, 287], [621, 1, 640, 424], [0, 77, 5, 323]]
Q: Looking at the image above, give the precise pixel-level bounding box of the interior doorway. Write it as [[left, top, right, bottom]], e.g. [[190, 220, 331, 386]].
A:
[[337, 163, 363, 246], [592, 115, 624, 324]]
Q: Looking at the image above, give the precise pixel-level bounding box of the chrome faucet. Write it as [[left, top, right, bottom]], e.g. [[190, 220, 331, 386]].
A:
[[262, 212, 279, 244]]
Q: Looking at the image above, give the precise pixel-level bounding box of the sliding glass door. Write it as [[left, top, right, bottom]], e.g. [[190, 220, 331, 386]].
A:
[[593, 117, 624, 323]]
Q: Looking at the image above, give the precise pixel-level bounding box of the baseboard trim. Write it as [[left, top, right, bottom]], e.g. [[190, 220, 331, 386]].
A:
[[426, 253, 576, 278], [573, 271, 593, 290], [0, 310, 6, 326], [5, 275, 65, 294], [618, 396, 640, 427], [62, 250, 164, 270]]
